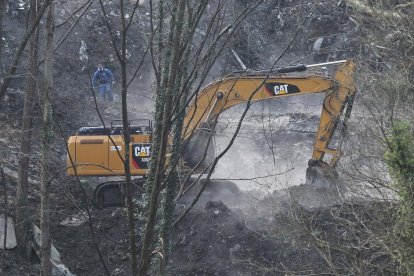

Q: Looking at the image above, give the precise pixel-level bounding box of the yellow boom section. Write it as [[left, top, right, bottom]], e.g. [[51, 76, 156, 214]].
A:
[[312, 60, 356, 163], [183, 59, 356, 165]]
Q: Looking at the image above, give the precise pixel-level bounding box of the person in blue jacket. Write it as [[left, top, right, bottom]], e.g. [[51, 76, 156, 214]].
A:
[[92, 64, 115, 101]]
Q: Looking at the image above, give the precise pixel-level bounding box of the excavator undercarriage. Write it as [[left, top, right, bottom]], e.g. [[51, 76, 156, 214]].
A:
[[93, 178, 146, 209]]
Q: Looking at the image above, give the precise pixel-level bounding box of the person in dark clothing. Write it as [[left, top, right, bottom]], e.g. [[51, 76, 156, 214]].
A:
[[92, 64, 115, 101]]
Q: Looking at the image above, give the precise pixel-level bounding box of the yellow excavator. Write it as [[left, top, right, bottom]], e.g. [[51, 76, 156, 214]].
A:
[[67, 59, 356, 208]]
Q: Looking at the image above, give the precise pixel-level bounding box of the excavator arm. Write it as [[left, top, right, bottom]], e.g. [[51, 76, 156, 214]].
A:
[[182, 59, 356, 170]]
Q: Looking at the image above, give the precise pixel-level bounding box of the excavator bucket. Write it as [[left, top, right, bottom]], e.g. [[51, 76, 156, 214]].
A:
[[305, 160, 339, 188], [182, 128, 216, 173]]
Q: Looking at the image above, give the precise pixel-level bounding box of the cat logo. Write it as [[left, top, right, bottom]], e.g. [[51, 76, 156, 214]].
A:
[[265, 83, 300, 96], [131, 144, 151, 169], [273, 84, 289, 95], [134, 145, 150, 157]]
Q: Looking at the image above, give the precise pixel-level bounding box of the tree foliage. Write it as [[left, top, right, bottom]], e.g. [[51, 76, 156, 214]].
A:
[[385, 121, 414, 273]]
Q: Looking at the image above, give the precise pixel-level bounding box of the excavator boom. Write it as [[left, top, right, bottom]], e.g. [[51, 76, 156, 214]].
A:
[[182, 59, 356, 169]]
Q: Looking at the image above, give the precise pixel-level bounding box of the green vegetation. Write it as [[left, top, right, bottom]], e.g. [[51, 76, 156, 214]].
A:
[[385, 121, 414, 273]]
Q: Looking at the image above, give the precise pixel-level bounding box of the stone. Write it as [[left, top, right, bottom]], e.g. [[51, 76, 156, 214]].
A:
[[313, 37, 324, 53], [0, 214, 17, 249], [32, 224, 76, 276], [60, 213, 87, 227]]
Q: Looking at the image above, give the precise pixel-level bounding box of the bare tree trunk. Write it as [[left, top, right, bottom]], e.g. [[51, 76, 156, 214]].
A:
[[0, 0, 5, 77], [139, 1, 186, 274], [86, 1, 259, 274], [16, 0, 40, 257], [40, 3, 54, 275], [137, 1, 260, 273], [119, 1, 138, 275], [158, 42, 191, 275], [97, 1, 145, 274], [0, 0, 51, 101]]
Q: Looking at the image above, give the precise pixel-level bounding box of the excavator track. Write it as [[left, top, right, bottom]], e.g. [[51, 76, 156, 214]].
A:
[[93, 178, 146, 209]]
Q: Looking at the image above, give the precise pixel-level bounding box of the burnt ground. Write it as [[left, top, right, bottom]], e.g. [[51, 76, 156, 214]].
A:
[[1, 198, 397, 276], [36, 189, 393, 276], [0, 0, 399, 275]]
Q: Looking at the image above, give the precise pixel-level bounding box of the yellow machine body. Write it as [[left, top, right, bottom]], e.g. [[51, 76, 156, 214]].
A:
[[67, 124, 152, 176]]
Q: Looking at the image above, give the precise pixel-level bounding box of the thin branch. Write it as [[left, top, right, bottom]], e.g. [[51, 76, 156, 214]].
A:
[[0, 0, 52, 101], [212, 169, 294, 181], [55, 0, 92, 29], [53, 1, 92, 54], [98, 0, 121, 62]]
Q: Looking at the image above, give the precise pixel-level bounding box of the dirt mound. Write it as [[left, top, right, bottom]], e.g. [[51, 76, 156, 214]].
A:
[[171, 199, 302, 275]]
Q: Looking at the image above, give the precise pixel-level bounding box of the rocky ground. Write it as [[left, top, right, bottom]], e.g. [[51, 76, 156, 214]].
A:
[[0, 0, 397, 275]]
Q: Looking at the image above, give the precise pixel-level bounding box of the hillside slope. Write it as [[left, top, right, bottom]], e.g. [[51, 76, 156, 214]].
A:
[[1, 0, 405, 275]]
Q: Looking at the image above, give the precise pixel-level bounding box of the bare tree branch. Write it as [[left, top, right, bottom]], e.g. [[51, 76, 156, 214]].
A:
[[0, 0, 51, 101]]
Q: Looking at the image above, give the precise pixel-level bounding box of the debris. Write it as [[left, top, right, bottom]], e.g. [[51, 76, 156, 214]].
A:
[[51, 259, 76, 276], [32, 224, 61, 263], [112, 268, 123, 276], [0, 214, 17, 249], [229, 244, 241, 264], [129, 0, 145, 5], [60, 213, 87, 227], [205, 201, 231, 216], [79, 40, 88, 63], [125, 49, 131, 60], [313, 37, 324, 53], [32, 224, 76, 276], [17, 0, 26, 10]]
